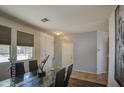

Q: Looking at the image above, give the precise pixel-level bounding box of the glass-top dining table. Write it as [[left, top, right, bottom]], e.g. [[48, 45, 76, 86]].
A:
[[0, 67, 61, 87]]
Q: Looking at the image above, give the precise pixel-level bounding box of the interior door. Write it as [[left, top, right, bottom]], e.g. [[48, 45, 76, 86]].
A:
[[62, 42, 73, 68]]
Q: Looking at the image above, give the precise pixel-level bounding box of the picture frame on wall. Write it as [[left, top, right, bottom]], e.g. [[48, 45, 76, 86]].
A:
[[115, 5, 124, 87]]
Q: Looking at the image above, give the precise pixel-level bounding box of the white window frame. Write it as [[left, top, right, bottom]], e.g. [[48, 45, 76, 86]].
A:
[[17, 46, 33, 61]]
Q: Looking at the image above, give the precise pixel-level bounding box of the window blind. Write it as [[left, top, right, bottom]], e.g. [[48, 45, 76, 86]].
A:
[[17, 31, 34, 47], [0, 25, 11, 45]]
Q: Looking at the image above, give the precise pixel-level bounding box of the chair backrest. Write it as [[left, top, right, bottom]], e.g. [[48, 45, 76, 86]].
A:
[[55, 68, 66, 87], [0, 62, 11, 81], [15, 62, 25, 76], [29, 60, 38, 72], [64, 64, 73, 87]]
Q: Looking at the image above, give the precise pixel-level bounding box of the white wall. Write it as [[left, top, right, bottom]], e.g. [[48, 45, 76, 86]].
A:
[[96, 21, 109, 74], [97, 31, 108, 74], [108, 8, 120, 87], [62, 42, 74, 68], [40, 32, 54, 69], [54, 37, 62, 67]]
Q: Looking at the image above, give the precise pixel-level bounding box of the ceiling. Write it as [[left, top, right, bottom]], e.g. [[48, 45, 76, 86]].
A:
[[0, 5, 114, 33]]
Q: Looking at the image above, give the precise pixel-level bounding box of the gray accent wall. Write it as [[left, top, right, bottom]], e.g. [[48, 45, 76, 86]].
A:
[[54, 31, 98, 73], [68, 31, 97, 73]]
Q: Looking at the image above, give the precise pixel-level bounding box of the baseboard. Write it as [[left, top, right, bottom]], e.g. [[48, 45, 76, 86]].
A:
[[97, 72, 108, 75], [73, 69, 97, 75]]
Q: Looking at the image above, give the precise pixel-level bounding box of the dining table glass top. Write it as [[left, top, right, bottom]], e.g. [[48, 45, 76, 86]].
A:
[[0, 67, 62, 87]]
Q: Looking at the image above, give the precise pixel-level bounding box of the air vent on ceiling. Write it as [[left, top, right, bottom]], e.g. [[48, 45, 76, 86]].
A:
[[41, 18, 49, 22]]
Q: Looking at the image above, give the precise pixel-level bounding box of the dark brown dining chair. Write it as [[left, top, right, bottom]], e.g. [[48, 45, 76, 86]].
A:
[[55, 68, 66, 87], [29, 60, 38, 72], [64, 64, 73, 87]]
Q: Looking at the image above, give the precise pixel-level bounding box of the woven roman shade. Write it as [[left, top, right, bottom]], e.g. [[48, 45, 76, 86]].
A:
[[17, 31, 34, 47], [0, 25, 11, 45]]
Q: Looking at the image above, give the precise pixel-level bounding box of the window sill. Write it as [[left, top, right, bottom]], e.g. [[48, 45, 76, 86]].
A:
[[17, 59, 35, 62]]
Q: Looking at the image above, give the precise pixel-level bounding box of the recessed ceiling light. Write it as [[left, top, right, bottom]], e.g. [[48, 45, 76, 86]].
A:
[[41, 18, 49, 22]]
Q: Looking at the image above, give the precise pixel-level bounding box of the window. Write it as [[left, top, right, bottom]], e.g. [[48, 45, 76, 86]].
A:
[[17, 46, 33, 60], [0, 45, 10, 63]]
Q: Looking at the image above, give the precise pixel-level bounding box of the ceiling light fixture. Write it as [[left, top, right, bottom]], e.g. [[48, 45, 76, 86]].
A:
[[41, 18, 49, 22], [54, 32, 63, 36]]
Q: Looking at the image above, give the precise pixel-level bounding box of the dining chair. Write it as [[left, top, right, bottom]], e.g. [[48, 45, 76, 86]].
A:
[[29, 60, 38, 72], [55, 67, 66, 87], [64, 64, 73, 87], [15, 62, 25, 76]]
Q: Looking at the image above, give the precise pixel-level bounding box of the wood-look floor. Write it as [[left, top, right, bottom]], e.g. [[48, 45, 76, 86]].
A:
[[68, 78, 107, 87], [70, 71, 108, 85]]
